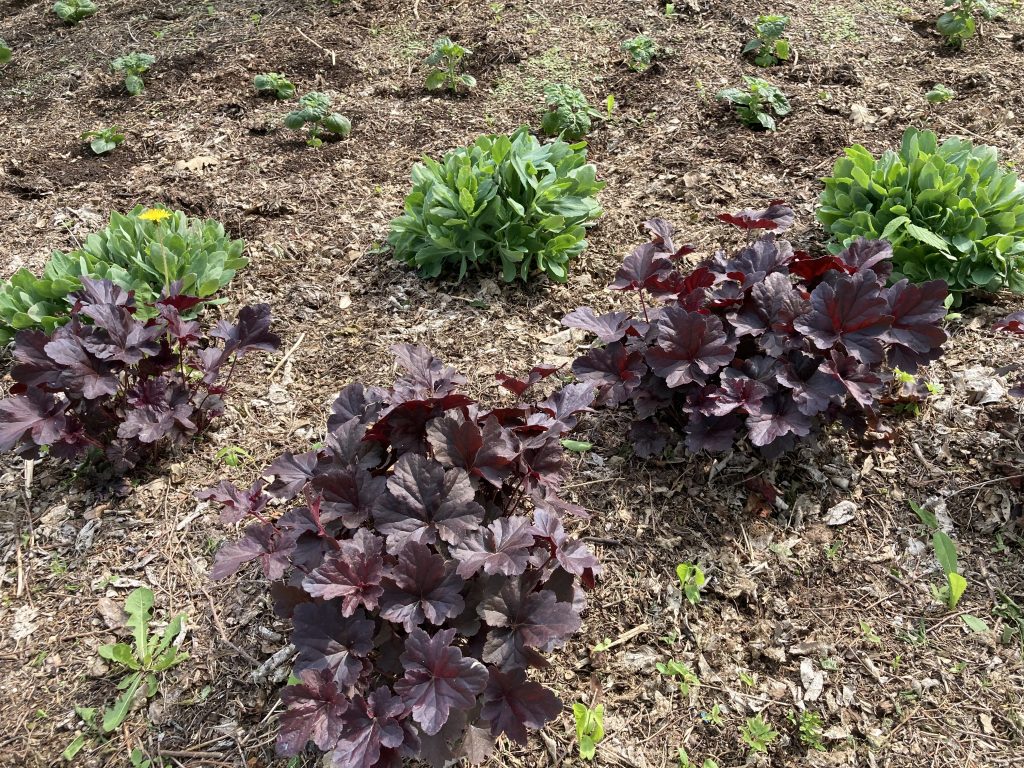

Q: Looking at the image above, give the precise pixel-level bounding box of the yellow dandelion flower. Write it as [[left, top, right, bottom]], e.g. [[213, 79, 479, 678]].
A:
[[138, 208, 172, 222]]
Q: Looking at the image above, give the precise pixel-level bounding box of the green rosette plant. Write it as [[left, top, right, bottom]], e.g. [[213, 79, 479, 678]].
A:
[[388, 126, 605, 283], [818, 127, 1024, 297], [0, 207, 247, 344]]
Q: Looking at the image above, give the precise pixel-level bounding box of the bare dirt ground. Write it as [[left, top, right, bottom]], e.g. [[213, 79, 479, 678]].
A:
[[1, 1, 1024, 767]]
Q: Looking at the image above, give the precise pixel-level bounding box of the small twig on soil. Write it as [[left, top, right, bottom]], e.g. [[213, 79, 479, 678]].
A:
[[269, 331, 306, 379], [946, 473, 1024, 496], [595, 623, 650, 652], [251, 643, 296, 683], [293, 27, 337, 67], [157, 750, 227, 760]]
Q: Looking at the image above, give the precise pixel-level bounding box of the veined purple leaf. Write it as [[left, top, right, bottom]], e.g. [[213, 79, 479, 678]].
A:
[[777, 356, 844, 417], [379, 541, 465, 631], [10, 330, 62, 390], [44, 335, 120, 399], [836, 238, 893, 283], [481, 668, 561, 745], [312, 467, 386, 528], [706, 368, 771, 416], [0, 389, 68, 453], [327, 382, 387, 429], [264, 450, 321, 500], [716, 200, 794, 231], [212, 304, 281, 358], [303, 529, 386, 616], [610, 241, 674, 292], [535, 383, 596, 431], [571, 343, 647, 406], [293, 601, 375, 686], [821, 350, 883, 409], [684, 413, 740, 453], [277, 667, 350, 755], [78, 303, 162, 364], [745, 393, 812, 448], [994, 312, 1024, 335], [883, 279, 948, 371], [426, 414, 518, 487], [628, 417, 670, 458], [391, 344, 467, 402], [74, 276, 134, 308], [331, 687, 409, 768], [794, 270, 893, 364], [451, 516, 535, 578], [561, 307, 633, 343], [374, 454, 485, 552], [394, 628, 488, 736], [494, 364, 559, 396], [211, 521, 294, 580], [195, 479, 269, 524], [644, 307, 737, 388], [479, 578, 582, 668]]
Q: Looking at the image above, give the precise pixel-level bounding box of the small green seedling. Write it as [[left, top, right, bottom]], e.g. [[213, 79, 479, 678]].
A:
[[98, 587, 188, 732], [621, 35, 657, 71], [424, 37, 475, 92], [925, 83, 955, 103], [284, 92, 351, 147], [931, 529, 967, 609], [130, 749, 153, 768], [859, 620, 882, 645], [253, 72, 295, 99], [111, 53, 155, 96], [216, 445, 252, 467], [605, 94, 616, 118], [573, 703, 605, 760], [82, 127, 125, 155], [53, 0, 97, 23], [541, 83, 601, 141], [656, 660, 700, 694], [743, 15, 792, 66], [787, 709, 826, 751], [701, 703, 725, 726], [937, 0, 999, 48], [561, 439, 593, 453], [994, 591, 1024, 651], [665, 3, 677, 17], [740, 713, 779, 754], [678, 747, 719, 768], [0, 38, 12, 65], [717, 76, 790, 131], [676, 563, 706, 605]]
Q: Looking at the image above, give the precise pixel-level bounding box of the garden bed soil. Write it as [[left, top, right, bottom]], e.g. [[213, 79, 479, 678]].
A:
[[1, 1, 1023, 767]]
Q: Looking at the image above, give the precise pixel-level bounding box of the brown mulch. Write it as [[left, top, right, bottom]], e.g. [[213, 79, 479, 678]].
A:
[[1, 1, 1023, 767]]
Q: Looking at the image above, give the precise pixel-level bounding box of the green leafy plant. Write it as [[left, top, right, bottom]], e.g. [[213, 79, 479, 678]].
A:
[[215, 445, 252, 467], [0, 206, 247, 344], [424, 36, 475, 91], [740, 714, 779, 754], [53, 0, 97, 23], [926, 83, 955, 103], [283, 92, 351, 147], [676, 563, 706, 605], [541, 83, 601, 141], [82, 126, 124, 155], [0, 38, 12, 65], [678, 748, 719, 768], [743, 15, 792, 66], [937, 0, 999, 48], [994, 592, 1024, 651], [388, 126, 605, 282], [111, 52, 155, 96], [253, 72, 295, 99], [788, 709, 826, 751], [716, 76, 790, 130], [97, 587, 188, 732], [656, 660, 700, 694], [818, 127, 1024, 297], [573, 703, 605, 761], [931, 529, 967, 609], [621, 35, 657, 71]]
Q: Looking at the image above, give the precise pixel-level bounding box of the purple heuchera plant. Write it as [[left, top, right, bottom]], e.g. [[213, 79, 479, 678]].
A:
[[0, 277, 279, 471], [564, 203, 949, 458], [200, 345, 600, 767]]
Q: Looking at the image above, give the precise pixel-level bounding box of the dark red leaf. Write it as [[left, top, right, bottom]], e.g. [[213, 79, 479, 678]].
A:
[[481, 668, 561, 745], [394, 628, 488, 736], [716, 200, 794, 231]]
